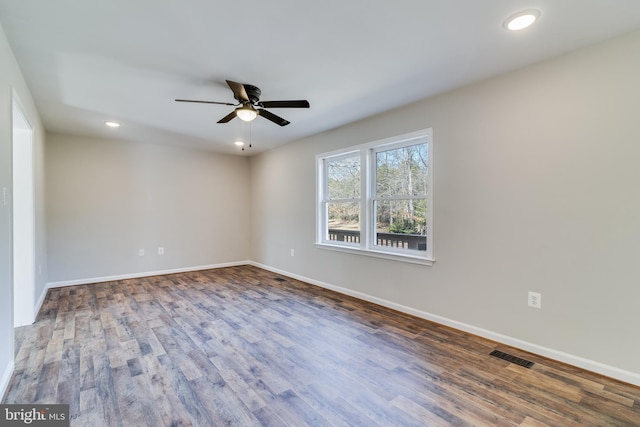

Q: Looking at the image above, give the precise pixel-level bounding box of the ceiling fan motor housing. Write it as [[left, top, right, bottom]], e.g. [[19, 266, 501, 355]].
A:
[[244, 84, 262, 104]]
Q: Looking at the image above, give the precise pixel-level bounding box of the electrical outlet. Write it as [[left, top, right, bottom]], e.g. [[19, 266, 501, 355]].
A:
[[2, 187, 8, 206], [139, 249, 145, 256], [528, 291, 541, 309], [290, 249, 295, 257], [158, 247, 164, 255]]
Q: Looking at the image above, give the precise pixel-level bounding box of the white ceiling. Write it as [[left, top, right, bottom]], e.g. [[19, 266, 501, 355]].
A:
[[2, 1, 640, 155]]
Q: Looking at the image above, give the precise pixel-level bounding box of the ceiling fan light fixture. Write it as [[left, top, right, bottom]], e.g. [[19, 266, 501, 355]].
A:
[[504, 9, 540, 31], [236, 104, 258, 122]]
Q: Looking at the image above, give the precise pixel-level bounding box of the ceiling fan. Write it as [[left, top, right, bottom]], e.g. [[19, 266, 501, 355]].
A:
[[175, 80, 310, 126]]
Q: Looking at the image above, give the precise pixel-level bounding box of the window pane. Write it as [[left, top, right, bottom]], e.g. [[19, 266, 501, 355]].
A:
[[327, 201, 360, 244], [376, 143, 428, 197], [375, 199, 427, 251], [327, 156, 360, 200]]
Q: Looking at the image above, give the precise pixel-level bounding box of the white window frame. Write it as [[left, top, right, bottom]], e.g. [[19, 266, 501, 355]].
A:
[[316, 129, 434, 265]]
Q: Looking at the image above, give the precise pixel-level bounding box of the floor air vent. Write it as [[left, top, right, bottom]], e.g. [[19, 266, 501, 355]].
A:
[[273, 277, 286, 282], [489, 350, 534, 368]]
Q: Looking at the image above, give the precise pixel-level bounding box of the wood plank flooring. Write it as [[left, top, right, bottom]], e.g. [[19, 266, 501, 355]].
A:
[[4, 265, 640, 426]]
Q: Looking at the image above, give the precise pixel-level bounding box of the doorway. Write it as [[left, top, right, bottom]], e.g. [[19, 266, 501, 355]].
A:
[[12, 93, 35, 327]]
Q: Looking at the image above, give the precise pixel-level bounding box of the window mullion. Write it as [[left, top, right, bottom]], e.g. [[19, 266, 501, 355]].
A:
[[360, 149, 370, 250]]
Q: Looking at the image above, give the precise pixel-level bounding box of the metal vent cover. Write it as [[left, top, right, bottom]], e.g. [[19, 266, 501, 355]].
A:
[[490, 350, 534, 368]]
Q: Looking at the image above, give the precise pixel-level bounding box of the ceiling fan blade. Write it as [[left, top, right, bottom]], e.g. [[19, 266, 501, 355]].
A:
[[226, 80, 250, 103], [258, 109, 290, 126], [175, 99, 235, 106], [259, 100, 310, 109], [217, 111, 237, 123]]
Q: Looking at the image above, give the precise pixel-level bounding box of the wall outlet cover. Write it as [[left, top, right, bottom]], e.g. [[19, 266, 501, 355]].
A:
[[528, 291, 542, 309]]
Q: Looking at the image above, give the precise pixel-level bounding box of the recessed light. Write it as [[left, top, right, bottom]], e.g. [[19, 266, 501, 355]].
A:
[[234, 141, 245, 146], [105, 121, 120, 128], [504, 10, 540, 31]]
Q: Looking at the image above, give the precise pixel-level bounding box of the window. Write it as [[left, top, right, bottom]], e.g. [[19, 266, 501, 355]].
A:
[[316, 129, 433, 264], [325, 153, 361, 244]]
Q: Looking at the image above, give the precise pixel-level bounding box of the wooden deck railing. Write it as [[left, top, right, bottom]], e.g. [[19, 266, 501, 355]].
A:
[[328, 229, 426, 250]]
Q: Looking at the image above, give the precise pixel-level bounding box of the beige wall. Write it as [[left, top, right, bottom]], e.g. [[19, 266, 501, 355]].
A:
[[46, 134, 250, 283], [250, 30, 640, 381], [0, 24, 47, 395]]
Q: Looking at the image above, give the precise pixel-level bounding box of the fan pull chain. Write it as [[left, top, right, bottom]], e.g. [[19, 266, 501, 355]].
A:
[[240, 122, 252, 151]]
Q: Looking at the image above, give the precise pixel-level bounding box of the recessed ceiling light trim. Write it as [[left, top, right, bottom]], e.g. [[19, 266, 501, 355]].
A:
[[504, 9, 540, 31], [234, 141, 245, 146], [104, 121, 120, 128]]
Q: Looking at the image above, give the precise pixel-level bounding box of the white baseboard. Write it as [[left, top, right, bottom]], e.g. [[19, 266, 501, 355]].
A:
[[46, 261, 251, 289], [250, 261, 640, 387], [1, 360, 15, 402], [33, 283, 48, 323]]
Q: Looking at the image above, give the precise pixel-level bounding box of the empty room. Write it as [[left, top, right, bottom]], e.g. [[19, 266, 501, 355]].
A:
[[1, 1, 640, 426]]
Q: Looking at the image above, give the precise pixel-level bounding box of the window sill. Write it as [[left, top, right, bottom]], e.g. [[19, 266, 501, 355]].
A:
[[315, 242, 434, 266]]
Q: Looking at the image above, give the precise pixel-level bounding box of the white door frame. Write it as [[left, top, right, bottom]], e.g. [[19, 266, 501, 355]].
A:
[[12, 89, 36, 327]]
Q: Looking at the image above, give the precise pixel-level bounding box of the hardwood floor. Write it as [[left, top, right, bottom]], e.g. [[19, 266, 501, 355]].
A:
[[4, 265, 640, 426]]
